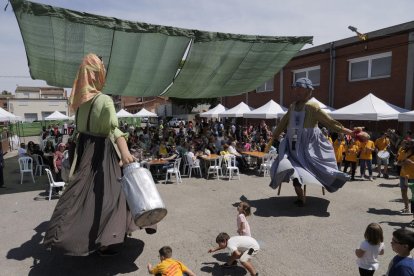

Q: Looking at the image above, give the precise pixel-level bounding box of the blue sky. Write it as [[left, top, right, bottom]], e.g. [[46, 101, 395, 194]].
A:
[[1, 0, 413, 93]]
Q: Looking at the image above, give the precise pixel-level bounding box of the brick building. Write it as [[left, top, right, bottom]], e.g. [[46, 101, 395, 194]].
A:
[[222, 21, 414, 132]]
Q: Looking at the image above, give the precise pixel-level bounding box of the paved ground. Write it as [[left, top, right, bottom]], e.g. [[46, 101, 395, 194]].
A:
[[0, 150, 411, 276]]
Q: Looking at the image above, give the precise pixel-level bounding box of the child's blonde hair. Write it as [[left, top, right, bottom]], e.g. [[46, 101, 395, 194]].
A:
[[239, 201, 251, 217], [364, 223, 383, 245]]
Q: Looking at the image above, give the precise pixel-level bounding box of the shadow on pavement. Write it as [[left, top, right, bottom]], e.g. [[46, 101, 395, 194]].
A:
[[378, 183, 399, 188], [212, 252, 230, 262], [200, 261, 247, 276], [240, 195, 330, 217], [367, 208, 402, 216], [389, 198, 403, 203], [379, 221, 410, 229], [7, 221, 144, 276]]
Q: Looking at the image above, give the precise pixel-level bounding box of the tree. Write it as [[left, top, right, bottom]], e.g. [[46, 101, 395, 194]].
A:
[[1, 90, 12, 95], [170, 97, 220, 114]]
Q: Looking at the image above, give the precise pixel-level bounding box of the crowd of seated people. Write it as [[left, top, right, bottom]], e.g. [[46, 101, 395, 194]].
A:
[[18, 138, 69, 182], [122, 118, 277, 175]]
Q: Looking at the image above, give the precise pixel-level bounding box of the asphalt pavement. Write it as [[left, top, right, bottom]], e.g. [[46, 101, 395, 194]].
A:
[[0, 151, 410, 276]]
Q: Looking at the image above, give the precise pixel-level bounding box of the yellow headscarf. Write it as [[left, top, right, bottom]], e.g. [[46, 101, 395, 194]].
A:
[[69, 53, 106, 111]]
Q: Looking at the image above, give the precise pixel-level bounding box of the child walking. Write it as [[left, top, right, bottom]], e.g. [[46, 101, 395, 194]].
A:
[[237, 202, 251, 236], [147, 246, 195, 276], [355, 223, 385, 276]]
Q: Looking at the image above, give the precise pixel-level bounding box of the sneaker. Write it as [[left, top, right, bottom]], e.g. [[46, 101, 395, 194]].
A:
[[384, 174, 389, 179], [377, 173, 381, 178], [369, 177, 373, 181]]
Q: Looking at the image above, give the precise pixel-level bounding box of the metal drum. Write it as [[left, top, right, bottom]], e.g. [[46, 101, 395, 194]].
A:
[[120, 162, 167, 228], [377, 150, 390, 160]]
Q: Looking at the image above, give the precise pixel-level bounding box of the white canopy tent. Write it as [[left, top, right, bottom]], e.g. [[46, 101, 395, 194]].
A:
[[44, 111, 69, 121], [329, 93, 409, 121], [0, 107, 21, 122], [116, 109, 134, 118], [308, 97, 336, 113], [133, 108, 158, 118], [277, 97, 335, 117], [243, 100, 287, 119], [0, 114, 10, 122], [219, 102, 253, 118], [200, 104, 227, 118], [398, 110, 414, 122]]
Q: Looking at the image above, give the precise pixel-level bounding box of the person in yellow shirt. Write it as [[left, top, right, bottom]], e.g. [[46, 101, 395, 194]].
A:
[[359, 135, 375, 181], [322, 127, 333, 144], [397, 140, 413, 214], [375, 132, 391, 179], [159, 141, 168, 158], [147, 246, 195, 276], [220, 144, 232, 156], [333, 134, 346, 170], [343, 138, 359, 181]]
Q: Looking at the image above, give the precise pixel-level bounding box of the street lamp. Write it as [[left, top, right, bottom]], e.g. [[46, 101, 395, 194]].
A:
[[348, 25, 368, 41]]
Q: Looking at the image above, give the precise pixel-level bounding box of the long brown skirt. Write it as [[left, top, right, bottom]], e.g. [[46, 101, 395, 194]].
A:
[[43, 133, 136, 256]]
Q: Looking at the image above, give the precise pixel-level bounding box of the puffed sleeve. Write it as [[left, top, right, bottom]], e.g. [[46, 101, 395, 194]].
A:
[[104, 97, 127, 140], [271, 106, 290, 140]]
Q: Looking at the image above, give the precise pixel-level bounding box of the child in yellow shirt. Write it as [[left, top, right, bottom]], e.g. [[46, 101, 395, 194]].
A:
[[147, 246, 195, 276], [333, 134, 346, 170], [343, 138, 359, 181], [399, 140, 414, 214], [359, 135, 375, 181]]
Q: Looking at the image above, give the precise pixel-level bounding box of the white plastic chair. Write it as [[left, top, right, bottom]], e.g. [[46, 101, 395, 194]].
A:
[[18, 157, 35, 184], [187, 154, 202, 178], [224, 155, 240, 181], [258, 150, 277, 177], [45, 168, 65, 201], [32, 154, 50, 176], [165, 158, 182, 184], [207, 156, 223, 179]]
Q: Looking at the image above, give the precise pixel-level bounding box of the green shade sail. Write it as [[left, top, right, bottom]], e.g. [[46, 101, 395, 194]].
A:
[[11, 0, 312, 98]]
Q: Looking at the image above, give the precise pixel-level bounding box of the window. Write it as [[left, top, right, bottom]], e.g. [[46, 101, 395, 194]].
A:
[[348, 52, 391, 81], [24, 113, 38, 122], [256, 78, 274, 92], [292, 66, 320, 86]]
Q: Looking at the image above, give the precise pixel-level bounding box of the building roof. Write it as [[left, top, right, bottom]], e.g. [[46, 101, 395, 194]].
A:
[[296, 20, 414, 57], [15, 86, 65, 93]]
